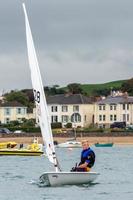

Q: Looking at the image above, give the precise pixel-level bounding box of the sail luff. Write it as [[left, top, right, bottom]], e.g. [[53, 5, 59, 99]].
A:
[[22, 3, 59, 172]]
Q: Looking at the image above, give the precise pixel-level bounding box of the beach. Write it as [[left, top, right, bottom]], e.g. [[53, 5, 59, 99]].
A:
[[0, 136, 133, 145]]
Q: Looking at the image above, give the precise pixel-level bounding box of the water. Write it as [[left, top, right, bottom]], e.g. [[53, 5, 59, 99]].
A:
[[0, 146, 133, 200]]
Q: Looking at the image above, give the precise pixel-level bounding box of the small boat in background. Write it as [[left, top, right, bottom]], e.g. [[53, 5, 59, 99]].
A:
[[0, 141, 17, 149], [95, 142, 114, 147], [57, 138, 81, 148], [0, 137, 44, 156]]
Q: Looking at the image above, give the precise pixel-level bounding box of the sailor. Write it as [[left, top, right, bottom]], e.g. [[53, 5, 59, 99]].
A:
[[71, 140, 95, 172]]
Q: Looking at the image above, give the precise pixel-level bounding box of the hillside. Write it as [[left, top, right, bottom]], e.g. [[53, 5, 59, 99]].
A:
[[79, 80, 126, 96]]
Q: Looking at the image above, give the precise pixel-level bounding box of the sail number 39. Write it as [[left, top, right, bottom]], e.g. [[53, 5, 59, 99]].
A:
[[33, 90, 40, 103]]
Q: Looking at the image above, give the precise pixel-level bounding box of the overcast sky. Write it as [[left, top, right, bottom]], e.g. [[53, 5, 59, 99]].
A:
[[0, 0, 133, 93]]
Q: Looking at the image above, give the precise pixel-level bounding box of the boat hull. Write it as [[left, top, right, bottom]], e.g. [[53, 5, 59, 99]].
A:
[[0, 142, 17, 149], [40, 171, 99, 186], [0, 149, 43, 156], [95, 143, 113, 147], [57, 144, 81, 148]]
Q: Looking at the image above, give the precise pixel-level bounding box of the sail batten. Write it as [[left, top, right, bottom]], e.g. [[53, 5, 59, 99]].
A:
[[22, 3, 59, 172]]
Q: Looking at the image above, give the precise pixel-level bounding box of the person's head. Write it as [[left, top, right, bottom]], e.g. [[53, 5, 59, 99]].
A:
[[82, 140, 89, 150]]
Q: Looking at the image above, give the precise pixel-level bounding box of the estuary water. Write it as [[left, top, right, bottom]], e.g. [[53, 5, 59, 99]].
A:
[[0, 145, 133, 200]]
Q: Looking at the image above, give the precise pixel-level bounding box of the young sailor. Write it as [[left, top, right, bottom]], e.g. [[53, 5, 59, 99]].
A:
[[71, 140, 95, 172]]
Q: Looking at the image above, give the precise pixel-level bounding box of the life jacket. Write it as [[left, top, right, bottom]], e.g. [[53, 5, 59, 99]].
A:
[[80, 148, 95, 168]]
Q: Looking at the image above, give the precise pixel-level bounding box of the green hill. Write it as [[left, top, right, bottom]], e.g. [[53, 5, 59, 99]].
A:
[[80, 80, 126, 96]]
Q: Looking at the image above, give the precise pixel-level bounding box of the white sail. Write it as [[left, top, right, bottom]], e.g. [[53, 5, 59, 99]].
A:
[[22, 3, 59, 172]]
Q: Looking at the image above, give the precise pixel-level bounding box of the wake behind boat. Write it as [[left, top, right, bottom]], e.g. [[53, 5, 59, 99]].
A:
[[22, 3, 99, 186]]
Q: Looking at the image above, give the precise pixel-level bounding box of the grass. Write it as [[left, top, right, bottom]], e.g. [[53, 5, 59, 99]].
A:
[[80, 80, 126, 95]]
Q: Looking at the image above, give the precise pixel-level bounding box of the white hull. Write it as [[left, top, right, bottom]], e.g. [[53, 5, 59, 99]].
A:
[[40, 171, 99, 186], [57, 141, 81, 148], [57, 144, 81, 148]]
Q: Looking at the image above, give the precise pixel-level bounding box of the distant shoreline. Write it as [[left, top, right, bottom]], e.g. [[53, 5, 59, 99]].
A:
[[0, 136, 133, 145]]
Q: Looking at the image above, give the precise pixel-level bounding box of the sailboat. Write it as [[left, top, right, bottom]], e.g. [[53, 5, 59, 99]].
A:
[[22, 3, 99, 186]]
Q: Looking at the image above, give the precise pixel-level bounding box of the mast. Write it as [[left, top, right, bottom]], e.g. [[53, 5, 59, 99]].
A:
[[22, 3, 59, 172]]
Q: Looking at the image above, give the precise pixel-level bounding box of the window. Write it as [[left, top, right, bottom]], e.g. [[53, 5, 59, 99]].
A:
[[51, 106, 58, 112], [73, 105, 79, 112], [127, 104, 129, 110], [123, 104, 125, 110], [110, 115, 113, 121], [17, 108, 21, 114], [71, 113, 81, 122], [103, 115, 106, 121], [114, 115, 117, 121], [62, 115, 68, 123], [62, 106, 68, 112], [114, 105, 116, 110], [99, 105, 102, 110], [110, 105, 113, 110], [99, 115, 102, 121], [51, 115, 58, 123], [99, 105, 105, 110], [4, 108, 11, 115], [5, 118, 10, 124]]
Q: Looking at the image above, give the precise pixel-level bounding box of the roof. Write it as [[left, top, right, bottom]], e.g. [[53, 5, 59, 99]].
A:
[[46, 94, 93, 105], [0, 101, 26, 107], [97, 96, 133, 105]]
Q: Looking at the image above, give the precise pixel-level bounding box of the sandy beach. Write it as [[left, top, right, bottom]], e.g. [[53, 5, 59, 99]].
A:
[[0, 136, 133, 145]]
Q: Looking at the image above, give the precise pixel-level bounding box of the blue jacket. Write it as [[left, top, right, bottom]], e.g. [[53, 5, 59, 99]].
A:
[[80, 147, 95, 168]]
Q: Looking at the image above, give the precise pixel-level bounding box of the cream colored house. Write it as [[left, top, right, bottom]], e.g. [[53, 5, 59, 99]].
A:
[[47, 94, 94, 128], [94, 95, 133, 128], [0, 101, 27, 124], [32, 94, 94, 128]]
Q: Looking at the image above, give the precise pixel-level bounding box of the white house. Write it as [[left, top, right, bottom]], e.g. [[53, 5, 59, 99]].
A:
[[94, 95, 133, 128], [0, 101, 27, 124]]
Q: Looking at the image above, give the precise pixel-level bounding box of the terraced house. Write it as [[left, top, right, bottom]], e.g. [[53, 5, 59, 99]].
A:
[[94, 94, 133, 128], [46, 94, 94, 128], [0, 101, 27, 124]]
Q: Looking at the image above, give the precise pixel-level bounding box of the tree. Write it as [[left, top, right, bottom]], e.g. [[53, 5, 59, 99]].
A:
[[44, 85, 65, 96], [21, 89, 34, 103], [121, 78, 133, 95], [67, 83, 83, 94], [5, 91, 29, 106]]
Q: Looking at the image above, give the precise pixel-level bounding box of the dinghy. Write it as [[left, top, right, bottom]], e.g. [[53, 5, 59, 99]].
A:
[[22, 3, 99, 186], [95, 142, 113, 147]]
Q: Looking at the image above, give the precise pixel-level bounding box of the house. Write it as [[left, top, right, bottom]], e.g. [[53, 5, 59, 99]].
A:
[[31, 94, 94, 128], [0, 101, 27, 124], [47, 94, 94, 127], [94, 94, 133, 128]]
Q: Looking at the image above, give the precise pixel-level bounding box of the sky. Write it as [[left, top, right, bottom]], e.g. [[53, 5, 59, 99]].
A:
[[0, 0, 133, 93]]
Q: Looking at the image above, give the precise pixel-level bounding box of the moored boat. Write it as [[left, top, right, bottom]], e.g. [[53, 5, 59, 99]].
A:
[[0, 137, 44, 156], [0, 148, 43, 156], [0, 141, 17, 149], [95, 142, 114, 147], [57, 139, 81, 148]]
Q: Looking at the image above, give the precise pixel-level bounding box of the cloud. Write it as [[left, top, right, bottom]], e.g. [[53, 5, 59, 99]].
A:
[[0, 0, 133, 91]]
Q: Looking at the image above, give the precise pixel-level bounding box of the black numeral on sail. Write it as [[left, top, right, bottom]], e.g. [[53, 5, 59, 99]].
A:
[[33, 90, 40, 103]]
